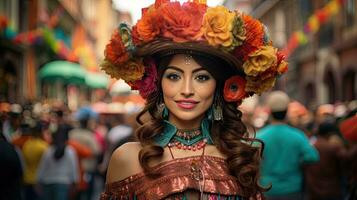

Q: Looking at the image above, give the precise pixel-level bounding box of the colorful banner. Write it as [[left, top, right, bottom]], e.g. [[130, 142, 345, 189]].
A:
[[0, 8, 97, 69], [282, 0, 345, 58]]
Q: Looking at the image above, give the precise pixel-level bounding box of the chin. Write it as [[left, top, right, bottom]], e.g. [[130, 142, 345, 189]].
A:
[[170, 110, 206, 122]]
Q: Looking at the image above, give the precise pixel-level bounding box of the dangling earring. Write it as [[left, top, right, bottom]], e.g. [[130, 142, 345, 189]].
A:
[[157, 102, 169, 119], [213, 103, 223, 121], [212, 96, 223, 121]]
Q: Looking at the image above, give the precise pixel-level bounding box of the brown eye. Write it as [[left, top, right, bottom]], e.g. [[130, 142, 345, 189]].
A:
[[165, 73, 180, 81], [195, 74, 211, 82]]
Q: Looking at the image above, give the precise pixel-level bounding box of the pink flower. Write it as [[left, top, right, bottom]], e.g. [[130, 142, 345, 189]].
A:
[[133, 58, 158, 99]]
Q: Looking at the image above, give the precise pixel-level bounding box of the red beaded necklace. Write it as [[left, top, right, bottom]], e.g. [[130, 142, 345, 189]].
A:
[[168, 128, 207, 151]]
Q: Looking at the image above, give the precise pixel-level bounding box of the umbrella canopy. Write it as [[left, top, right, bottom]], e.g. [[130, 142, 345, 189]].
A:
[[85, 72, 109, 89], [39, 60, 86, 84]]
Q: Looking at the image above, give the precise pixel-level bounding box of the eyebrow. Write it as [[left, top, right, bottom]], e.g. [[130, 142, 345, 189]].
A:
[[166, 66, 207, 74]]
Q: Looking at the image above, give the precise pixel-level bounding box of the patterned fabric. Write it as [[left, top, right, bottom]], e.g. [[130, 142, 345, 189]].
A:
[[100, 156, 243, 200]]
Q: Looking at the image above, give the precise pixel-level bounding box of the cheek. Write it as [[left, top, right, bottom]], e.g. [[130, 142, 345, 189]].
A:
[[161, 79, 178, 98], [195, 81, 216, 101]]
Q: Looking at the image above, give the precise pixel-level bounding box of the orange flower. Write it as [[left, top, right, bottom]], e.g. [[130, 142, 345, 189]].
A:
[[242, 14, 264, 49], [104, 30, 129, 65], [276, 51, 288, 74], [154, 0, 170, 8], [202, 6, 235, 47], [159, 2, 207, 42], [135, 6, 160, 43], [277, 60, 288, 74], [223, 76, 247, 102], [131, 25, 141, 46], [233, 14, 264, 61]]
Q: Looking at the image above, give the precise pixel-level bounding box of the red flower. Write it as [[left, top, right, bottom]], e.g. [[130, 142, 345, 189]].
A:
[[158, 2, 207, 42], [223, 76, 247, 102], [104, 30, 129, 65], [132, 58, 158, 99]]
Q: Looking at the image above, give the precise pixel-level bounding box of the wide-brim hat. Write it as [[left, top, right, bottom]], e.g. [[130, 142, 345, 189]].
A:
[[101, 0, 288, 104]]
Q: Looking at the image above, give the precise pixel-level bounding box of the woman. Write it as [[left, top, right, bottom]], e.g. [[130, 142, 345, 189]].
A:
[[100, 0, 288, 199], [37, 124, 79, 200]]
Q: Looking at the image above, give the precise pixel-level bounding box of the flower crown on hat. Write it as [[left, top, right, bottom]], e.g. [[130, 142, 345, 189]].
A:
[[101, 0, 288, 104]]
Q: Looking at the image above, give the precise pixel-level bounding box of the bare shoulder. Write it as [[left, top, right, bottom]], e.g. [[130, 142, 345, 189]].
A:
[[106, 142, 143, 183]]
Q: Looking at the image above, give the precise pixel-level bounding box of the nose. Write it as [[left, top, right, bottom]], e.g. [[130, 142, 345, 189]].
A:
[[180, 77, 194, 97]]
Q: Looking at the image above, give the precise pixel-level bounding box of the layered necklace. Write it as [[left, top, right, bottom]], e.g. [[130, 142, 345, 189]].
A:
[[168, 127, 207, 151], [167, 128, 207, 199]]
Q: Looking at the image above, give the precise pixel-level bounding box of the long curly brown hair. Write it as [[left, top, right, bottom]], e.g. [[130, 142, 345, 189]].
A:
[[135, 54, 268, 199]]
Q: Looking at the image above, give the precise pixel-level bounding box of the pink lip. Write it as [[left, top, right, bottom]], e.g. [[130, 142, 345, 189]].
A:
[[175, 99, 199, 109]]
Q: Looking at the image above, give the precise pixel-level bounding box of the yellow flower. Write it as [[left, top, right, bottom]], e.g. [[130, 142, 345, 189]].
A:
[[231, 14, 246, 45], [243, 46, 277, 77], [245, 76, 276, 95], [120, 60, 145, 82], [202, 6, 235, 47], [100, 59, 145, 82], [100, 60, 120, 80]]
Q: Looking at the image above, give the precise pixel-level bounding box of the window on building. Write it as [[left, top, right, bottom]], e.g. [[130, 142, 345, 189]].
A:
[[274, 9, 286, 48], [324, 69, 337, 104], [0, 60, 18, 103], [300, 0, 313, 23], [304, 83, 316, 106], [342, 69, 356, 101], [318, 23, 334, 48], [345, 0, 356, 27]]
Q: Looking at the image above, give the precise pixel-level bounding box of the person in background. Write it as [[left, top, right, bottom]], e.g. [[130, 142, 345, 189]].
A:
[[67, 138, 93, 200], [22, 122, 48, 200], [339, 109, 357, 200], [257, 91, 319, 200], [304, 121, 347, 200], [37, 124, 79, 200], [98, 114, 133, 179], [0, 120, 24, 200], [69, 114, 99, 200], [12, 123, 33, 150], [2, 104, 22, 141]]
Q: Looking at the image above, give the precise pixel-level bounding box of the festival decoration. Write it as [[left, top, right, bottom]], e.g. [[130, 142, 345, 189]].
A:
[[282, 0, 345, 57]]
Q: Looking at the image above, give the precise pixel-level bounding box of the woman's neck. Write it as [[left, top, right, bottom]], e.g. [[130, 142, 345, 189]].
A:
[[168, 115, 204, 129]]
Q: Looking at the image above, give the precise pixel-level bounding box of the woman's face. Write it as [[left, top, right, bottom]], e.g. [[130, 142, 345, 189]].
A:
[[161, 54, 216, 129]]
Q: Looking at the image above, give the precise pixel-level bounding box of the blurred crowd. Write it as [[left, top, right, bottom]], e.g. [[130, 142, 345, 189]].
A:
[[241, 95, 357, 200], [0, 101, 137, 200], [0, 96, 356, 200]]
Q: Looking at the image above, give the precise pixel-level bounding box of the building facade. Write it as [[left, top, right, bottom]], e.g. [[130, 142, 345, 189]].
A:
[[0, 0, 120, 106], [250, 0, 357, 108]]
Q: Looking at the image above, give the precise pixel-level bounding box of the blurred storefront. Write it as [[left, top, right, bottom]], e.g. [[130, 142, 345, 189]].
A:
[[247, 0, 357, 108], [0, 0, 120, 109]]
